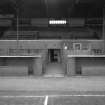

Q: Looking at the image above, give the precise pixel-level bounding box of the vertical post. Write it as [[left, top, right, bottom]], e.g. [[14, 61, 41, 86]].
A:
[[33, 57, 43, 76], [33, 50, 47, 76], [62, 49, 68, 75], [67, 57, 76, 76], [12, 0, 20, 55], [44, 0, 49, 18], [103, 7, 105, 39], [103, 7, 105, 53], [16, 15, 19, 51]]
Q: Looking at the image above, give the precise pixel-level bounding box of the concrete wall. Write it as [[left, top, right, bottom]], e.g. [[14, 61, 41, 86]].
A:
[[76, 58, 105, 76], [0, 58, 32, 76], [0, 57, 44, 76], [0, 57, 105, 76], [0, 66, 28, 76]]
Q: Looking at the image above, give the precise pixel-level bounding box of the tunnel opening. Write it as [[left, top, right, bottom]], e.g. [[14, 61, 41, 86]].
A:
[[48, 49, 61, 63], [44, 49, 65, 77]]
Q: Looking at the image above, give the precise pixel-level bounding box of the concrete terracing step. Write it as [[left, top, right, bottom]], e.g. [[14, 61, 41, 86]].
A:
[[44, 63, 65, 77], [3, 31, 37, 39]]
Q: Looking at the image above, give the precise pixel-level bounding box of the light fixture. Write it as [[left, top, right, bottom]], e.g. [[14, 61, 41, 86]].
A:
[[49, 20, 67, 25], [64, 46, 68, 50]]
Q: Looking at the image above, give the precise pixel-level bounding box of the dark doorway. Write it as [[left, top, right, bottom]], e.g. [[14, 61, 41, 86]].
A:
[[44, 49, 65, 77], [48, 49, 61, 63]]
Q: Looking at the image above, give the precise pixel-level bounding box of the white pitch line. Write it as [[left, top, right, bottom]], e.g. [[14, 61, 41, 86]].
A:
[[0, 96, 45, 98], [44, 96, 48, 105], [48, 94, 105, 97], [0, 94, 105, 98]]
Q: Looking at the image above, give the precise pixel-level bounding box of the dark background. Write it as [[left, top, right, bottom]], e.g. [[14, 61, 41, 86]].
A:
[[0, 0, 105, 18]]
